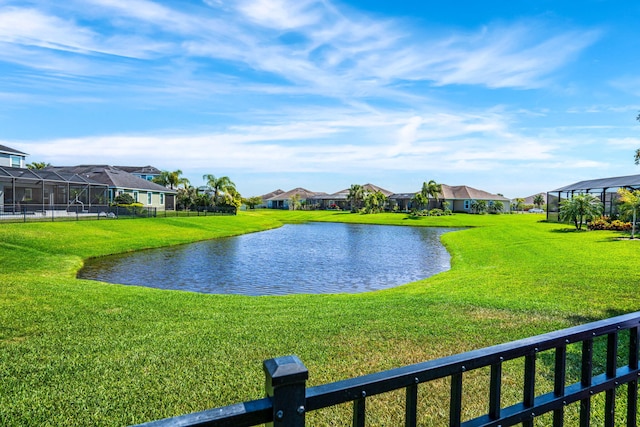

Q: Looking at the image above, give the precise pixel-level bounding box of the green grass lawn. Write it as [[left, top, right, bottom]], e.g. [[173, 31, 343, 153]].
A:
[[1, 211, 639, 426]]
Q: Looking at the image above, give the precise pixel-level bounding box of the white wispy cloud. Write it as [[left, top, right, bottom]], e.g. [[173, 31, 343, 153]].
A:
[[0, 0, 600, 100]]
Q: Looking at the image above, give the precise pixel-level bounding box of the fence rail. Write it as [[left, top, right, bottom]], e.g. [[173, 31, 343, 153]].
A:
[[134, 310, 640, 427], [0, 204, 236, 223]]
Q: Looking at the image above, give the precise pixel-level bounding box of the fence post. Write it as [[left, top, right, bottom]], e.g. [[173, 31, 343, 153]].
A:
[[264, 355, 308, 427]]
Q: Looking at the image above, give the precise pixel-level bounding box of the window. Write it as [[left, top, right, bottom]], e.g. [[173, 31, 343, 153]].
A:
[[10, 156, 21, 168], [147, 192, 152, 205], [464, 200, 470, 210], [133, 191, 139, 202], [160, 193, 164, 205]]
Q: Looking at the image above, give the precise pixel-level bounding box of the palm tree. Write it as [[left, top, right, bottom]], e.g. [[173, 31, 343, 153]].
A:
[[513, 198, 525, 212], [27, 161, 50, 170], [533, 194, 545, 209], [168, 170, 190, 189], [617, 188, 640, 238], [202, 174, 236, 205], [176, 185, 197, 210], [490, 200, 504, 214], [347, 184, 365, 212], [411, 192, 428, 211], [363, 190, 387, 213], [422, 180, 443, 209], [559, 193, 603, 230], [154, 170, 189, 189]]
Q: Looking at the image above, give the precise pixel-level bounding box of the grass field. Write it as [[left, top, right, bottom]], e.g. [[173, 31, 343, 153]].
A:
[[1, 210, 639, 425]]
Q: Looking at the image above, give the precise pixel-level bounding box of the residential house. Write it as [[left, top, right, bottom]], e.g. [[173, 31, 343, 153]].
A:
[[308, 184, 393, 210], [114, 165, 162, 182], [265, 188, 322, 209], [255, 189, 284, 208], [45, 165, 176, 210], [389, 184, 511, 213], [0, 144, 27, 169]]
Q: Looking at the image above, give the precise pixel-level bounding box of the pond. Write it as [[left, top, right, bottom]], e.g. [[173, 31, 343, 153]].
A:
[[78, 222, 456, 296]]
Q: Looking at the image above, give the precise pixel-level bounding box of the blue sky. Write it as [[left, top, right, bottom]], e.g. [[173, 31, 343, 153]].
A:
[[1, 0, 639, 198]]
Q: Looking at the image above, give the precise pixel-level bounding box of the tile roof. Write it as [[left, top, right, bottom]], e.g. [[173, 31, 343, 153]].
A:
[[441, 185, 509, 201], [308, 183, 394, 200], [266, 187, 322, 201], [260, 189, 285, 200]]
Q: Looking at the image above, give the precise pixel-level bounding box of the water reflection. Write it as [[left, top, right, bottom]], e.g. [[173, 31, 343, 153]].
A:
[[79, 223, 456, 295]]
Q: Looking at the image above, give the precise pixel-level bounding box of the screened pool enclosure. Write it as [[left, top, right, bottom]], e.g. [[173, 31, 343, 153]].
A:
[[547, 173, 640, 222], [0, 166, 109, 216]]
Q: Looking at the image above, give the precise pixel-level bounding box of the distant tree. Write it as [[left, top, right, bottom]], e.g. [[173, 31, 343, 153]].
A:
[[347, 184, 364, 212], [411, 192, 428, 211], [202, 174, 236, 205], [559, 193, 603, 230], [220, 186, 242, 209], [194, 192, 211, 208], [422, 180, 443, 208], [363, 190, 387, 213], [489, 200, 504, 214], [154, 170, 189, 189], [243, 196, 263, 209], [533, 194, 545, 208], [176, 186, 197, 210], [289, 193, 301, 211], [513, 198, 525, 212], [113, 193, 135, 205], [617, 188, 640, 238], [471, 200, 488, 214], [26, 161, 50, 170]]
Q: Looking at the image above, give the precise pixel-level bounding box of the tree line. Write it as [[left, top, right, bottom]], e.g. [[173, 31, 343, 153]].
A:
[[152, 170, 250, 211]]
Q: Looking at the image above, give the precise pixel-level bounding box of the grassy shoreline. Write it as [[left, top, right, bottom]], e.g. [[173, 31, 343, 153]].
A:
[[2, 211, 639, 425]]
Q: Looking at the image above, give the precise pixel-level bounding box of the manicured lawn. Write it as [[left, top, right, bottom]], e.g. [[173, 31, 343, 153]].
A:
[[1, 211, 639, 425]]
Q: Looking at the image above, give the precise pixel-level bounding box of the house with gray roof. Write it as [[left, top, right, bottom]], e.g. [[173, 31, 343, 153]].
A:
[[45, 165, 176, 210], [0, 144, 27, 169], [308, 184, 394, 210], [265, 187, 322, 209], [389, 184, 511, 213], [113, 165, 162, 182]]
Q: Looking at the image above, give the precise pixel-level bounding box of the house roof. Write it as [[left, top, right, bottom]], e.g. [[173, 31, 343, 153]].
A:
[[0, 144, 27, 156], [44, 165, 176, 193], [388, 185, 509, 201], [361, 183, 393, 196], [260, 189, 285, 200], [0, 165, 107, 186], [551, 173, 640, 192], [441, 185, 509, 201], [266, 187, 322, 201], [521, 193, 547, 205], [309, 183, 394, 200], [113, 165, 162, 175]]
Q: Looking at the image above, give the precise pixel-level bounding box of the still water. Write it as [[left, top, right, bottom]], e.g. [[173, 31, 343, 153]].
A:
[[79, 222, 456, 296]]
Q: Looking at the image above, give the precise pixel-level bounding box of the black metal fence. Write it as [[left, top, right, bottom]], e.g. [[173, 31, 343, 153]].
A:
[[134, 310, 640, 427], [0, 205, 236, 223]]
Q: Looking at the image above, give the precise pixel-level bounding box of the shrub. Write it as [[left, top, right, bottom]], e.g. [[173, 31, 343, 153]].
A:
[[429, 208, 444, 216], [587, 216, 632, 231], [113, 193, 135, 205], [610, 220, 632, 231]]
